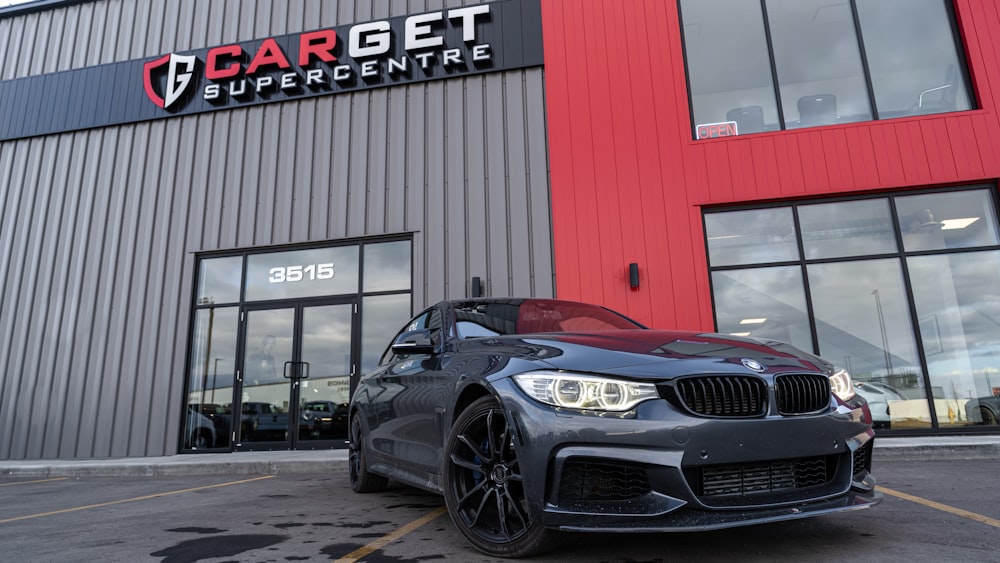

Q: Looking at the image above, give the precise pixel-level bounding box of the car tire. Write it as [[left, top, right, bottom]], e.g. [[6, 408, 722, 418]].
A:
[[349, 412, 389, 493], [191, 429, 212, 449], [442, 396, 560, 558], [980, 406, 998, 425]]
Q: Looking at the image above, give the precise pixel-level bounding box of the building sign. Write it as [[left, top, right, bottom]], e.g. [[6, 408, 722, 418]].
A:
[[0, 0, 543, 142], [696, 121, 739, 139]]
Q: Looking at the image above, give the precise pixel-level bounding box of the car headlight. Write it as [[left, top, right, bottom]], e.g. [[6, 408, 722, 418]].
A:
[[830, 368, 855, 401], [513, 371, 659, 412]]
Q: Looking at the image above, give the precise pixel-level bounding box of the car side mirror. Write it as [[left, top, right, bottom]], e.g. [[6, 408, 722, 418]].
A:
[[391, 329, 438, 356]]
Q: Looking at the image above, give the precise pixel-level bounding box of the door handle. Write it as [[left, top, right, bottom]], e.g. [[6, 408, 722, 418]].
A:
[[283, 361, 311, 379]]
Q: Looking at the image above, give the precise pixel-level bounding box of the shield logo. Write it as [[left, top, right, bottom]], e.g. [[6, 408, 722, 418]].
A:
[[143, 53, 197, 109]]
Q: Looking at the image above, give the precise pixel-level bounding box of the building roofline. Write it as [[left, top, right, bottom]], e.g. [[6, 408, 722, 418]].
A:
[[0, 0, 95, 18]]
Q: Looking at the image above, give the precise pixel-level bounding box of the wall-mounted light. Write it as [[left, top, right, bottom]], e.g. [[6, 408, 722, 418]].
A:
[[628, 263, 640, 289], [471, 276, 483, 297]]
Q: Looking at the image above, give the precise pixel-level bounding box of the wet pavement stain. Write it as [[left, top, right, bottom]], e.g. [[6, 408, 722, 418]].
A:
[[274, 523, 307, 529], [166, 527, 227, 534], [150, 534, 288, 563], [320, 542, 365, 559], [336, 520, 392, 528]]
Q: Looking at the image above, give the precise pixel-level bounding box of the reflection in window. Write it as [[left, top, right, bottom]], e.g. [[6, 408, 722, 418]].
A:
[[680, 0, 779, 134], [364, 240, 412, 292], [184, 307, 238, 449], [196, 256, 242, 304], [857, 0, 971, 118], [808, 259, 925, 427], [705, 207, 798, 266], [799, 199, 896, 259], [895, 189, 1000, 252], [711, 267, 811, 351], [767, 0, 872, 128], [362, 294, 412, 372], [908, 251, 1000, 427]]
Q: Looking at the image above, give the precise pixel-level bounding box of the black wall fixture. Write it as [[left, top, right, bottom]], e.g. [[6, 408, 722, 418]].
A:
[[628, 263, 640, 289]]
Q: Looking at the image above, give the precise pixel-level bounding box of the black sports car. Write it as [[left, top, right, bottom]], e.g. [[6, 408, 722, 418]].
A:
[[348, 298, 881, 557]]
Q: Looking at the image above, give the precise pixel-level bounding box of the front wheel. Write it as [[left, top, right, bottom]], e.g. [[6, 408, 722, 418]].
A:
[[442, 396, 560, 558]]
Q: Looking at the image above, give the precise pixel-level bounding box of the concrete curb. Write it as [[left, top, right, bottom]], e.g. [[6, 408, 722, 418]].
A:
[[2, 439, 998, 478], [0, 451, 350, 478]]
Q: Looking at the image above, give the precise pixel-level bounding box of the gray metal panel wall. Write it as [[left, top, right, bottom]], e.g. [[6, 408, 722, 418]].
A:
[[0, 0, 553, 460]]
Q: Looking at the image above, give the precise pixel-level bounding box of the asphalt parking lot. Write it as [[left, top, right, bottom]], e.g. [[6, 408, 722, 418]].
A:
[[1, 457, 999, 563]]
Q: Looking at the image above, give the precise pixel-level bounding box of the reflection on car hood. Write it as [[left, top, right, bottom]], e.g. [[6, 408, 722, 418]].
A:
[[509, 330, 830, 377]]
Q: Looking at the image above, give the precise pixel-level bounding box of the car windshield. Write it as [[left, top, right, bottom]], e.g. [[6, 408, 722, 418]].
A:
[[454, 299, 643, 337]]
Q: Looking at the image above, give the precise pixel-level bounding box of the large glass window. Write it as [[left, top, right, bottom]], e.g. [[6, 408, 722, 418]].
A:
[[680, 0, 973, 138], [856, 0, 972, 118], [183, 307, 239, 449], [767, 0, 872, 128], [896, 189, 1000, 252], [704, 207, 798, 266], [705, 186, 1000, 431], [798, 199, 897, 259], [908, 251, 1000, 426], [682, 0, 779, 134], [711, 267, 812, 351]]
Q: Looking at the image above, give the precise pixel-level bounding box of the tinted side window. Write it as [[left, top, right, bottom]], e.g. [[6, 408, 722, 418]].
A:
[[380, 308, 442, 365]]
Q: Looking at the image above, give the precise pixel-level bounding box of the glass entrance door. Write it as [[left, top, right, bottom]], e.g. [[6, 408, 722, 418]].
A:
[[237, 301, 355, 450]]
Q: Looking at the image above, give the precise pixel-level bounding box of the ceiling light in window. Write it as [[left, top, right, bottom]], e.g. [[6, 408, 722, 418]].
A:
[[739, 318, 767, 325], [940, 217, 980, 230]]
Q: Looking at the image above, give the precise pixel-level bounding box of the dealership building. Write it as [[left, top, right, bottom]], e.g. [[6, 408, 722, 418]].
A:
[[1, 0, 998, 461]]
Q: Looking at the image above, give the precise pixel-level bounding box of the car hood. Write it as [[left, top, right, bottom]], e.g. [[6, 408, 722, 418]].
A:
[[507, 330, 832, 378]]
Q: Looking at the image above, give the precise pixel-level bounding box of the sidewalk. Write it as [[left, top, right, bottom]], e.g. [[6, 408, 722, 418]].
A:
[[1, 436, 998, 478]]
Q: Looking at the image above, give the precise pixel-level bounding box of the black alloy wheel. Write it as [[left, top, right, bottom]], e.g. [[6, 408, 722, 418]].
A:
[[443, 396, 559, 558], [349, 412, 388, 493]]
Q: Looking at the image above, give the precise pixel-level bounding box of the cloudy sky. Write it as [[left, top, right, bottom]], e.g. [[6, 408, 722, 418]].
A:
[[0, 0, 35, 7]]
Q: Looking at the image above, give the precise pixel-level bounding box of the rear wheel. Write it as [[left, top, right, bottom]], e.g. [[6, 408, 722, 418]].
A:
[[349, 412, 388, 493], [442, 396, 560, 558]]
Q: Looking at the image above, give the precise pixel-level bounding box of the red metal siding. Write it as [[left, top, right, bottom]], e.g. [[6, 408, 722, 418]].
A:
[[542, 0, 1000, 330]]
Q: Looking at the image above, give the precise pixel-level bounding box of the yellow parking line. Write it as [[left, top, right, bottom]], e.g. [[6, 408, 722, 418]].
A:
[[332, 506, 448, 563], [0, 475, 274, 524], [880, 486, 1000, 529], [0, 477, 68, 487]]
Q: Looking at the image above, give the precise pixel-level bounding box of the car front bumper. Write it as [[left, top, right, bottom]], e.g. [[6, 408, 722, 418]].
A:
[[490, 378, 882, 532]]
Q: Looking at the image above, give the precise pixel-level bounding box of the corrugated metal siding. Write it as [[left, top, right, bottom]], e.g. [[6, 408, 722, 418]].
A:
[[0, 0, 553, 460], [542, 0, 1000, 331]]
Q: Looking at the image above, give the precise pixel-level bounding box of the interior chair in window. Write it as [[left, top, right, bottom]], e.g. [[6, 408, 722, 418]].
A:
[[915, 63, 959, 114], [726, 105, 766, 134], [797, 94, 837, 127]]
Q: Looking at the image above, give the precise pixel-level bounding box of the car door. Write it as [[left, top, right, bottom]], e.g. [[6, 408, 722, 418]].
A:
[[365, 307, 453, 476]]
